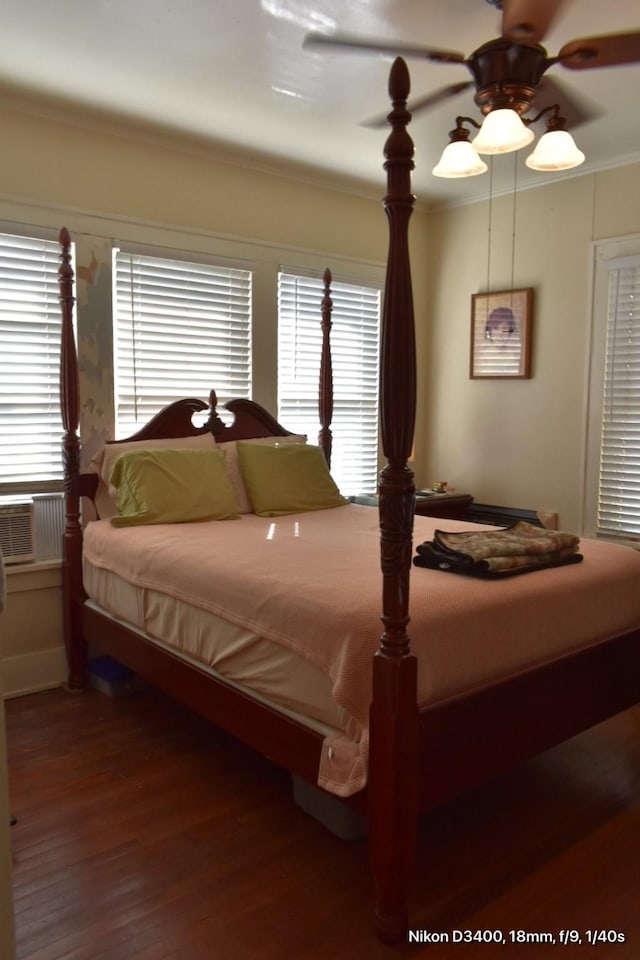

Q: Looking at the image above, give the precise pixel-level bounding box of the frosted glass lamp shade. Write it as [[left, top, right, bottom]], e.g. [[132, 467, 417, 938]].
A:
[[432, 140, 488, 178], [525, 129, 585, 171], [473, 109, 535, 155]]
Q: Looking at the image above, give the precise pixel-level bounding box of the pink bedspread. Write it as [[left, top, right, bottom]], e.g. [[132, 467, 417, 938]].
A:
[[83, 505, 640, 795]]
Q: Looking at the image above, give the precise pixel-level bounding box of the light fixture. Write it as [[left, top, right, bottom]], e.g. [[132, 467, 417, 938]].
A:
[[432, 102, 585, 179], [525, 106, 585, 171], [432, 118, 488, 178], [472, 108, 535, 155]]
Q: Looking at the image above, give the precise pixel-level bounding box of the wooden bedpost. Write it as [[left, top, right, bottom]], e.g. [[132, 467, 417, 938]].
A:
[[318, 268, 333, 466], [368, 57, 419, 943], [59, 227, 88, 690]]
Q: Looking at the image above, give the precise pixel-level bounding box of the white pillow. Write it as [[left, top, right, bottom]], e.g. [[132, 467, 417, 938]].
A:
[[217, 435, 307, 513], [89, 433, 217, 519]]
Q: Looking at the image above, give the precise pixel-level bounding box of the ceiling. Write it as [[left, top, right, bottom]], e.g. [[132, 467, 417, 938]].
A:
[[2, 0, 639, 208]]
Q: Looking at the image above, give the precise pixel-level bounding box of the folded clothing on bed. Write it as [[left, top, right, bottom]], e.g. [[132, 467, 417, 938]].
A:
[[414, 521, 582, 577]]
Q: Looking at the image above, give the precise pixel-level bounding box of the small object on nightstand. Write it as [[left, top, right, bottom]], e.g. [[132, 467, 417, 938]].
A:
[[431, 481, 447, 493]]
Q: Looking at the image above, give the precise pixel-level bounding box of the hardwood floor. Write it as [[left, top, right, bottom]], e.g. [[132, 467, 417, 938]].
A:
[[5, 686, 640, 959]]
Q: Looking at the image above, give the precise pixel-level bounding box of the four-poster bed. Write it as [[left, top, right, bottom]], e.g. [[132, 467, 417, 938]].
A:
[[58, 58, 640, 942]]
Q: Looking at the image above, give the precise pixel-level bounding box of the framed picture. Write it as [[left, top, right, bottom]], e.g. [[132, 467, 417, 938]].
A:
[[470, 288, 533, 379]]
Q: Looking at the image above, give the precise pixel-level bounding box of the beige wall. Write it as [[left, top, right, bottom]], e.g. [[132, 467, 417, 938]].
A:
[[0, 101, 393, 260], [416, 162, 640, 531], [2, 564, 64, 699]]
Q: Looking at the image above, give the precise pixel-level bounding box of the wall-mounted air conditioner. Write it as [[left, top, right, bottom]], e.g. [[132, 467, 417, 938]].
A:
[[0, 497, 35, 564], [33, 493, 65, 561]]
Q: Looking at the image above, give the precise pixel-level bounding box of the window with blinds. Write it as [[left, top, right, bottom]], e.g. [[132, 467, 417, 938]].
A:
[[114, 249, 252, 437], [597, 255, 640, 538], [278, 271, 381, 497], [0, 230, 65, 489]]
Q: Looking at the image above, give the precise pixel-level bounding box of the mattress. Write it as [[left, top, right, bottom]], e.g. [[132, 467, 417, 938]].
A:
[[82, 505, 640, 795], [82, 564, 349, 732]]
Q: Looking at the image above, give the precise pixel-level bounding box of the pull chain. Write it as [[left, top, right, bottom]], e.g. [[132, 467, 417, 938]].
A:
[[486, 156, 494, 294], [510, 152, 518, 308]]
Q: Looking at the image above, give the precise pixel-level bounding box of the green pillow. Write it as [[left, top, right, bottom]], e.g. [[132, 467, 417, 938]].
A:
[[237, 442, 348, 516], [110, 447, 238, 526]]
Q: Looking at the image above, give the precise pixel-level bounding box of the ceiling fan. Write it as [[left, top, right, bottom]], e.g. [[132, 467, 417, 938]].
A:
[[303, 0, 640, 134]]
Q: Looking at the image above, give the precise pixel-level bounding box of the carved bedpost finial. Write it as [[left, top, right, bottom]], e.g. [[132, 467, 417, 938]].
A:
[[385, 57, 413, 175], [206, 388, 227, 437], [318, 267, 334, 466]]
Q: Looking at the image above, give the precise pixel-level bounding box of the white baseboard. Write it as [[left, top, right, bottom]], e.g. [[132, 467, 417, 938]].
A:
[[1, 646, 67, 699]]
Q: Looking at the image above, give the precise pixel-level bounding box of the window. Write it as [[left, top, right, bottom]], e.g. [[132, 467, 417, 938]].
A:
[[0, 229, 65, 490], [114, 248, 252, 437], [585, 238, 640, 542], [278, 271, 381, 496], [594, 254, 640, 539]]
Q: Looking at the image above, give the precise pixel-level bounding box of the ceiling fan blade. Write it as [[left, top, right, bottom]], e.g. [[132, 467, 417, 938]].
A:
[[557, 31, 640, 70], [303, 31, 466, 65], [361, 81, 473, 129], [501, 0, 566, 44], [534, 76, 604, 129]]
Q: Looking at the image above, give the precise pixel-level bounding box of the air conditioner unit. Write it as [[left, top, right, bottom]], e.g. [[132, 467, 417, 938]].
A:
[[33, 493, 65, 561], [0, 497, 36, 565]]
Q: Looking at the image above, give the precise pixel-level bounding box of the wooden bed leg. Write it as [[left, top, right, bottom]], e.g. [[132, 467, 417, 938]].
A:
[[59, 227, 88, 690], [370, 642, 419, 942], [369, 57, 419, 943]]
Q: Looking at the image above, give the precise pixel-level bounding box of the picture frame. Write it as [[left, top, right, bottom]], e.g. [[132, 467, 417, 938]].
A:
[[470, 288, 533, 379]]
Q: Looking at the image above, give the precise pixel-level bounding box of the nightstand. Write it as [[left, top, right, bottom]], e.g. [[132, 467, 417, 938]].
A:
[[351, 492, 474, 521], [414, 492, 474, 521]]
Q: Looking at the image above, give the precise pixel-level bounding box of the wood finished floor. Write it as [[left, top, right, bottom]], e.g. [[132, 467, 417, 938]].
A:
[[5, 687, 640, 960]]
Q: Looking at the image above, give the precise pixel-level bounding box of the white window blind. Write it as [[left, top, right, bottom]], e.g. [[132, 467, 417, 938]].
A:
[[278, 271, 381, 496], [0, 230, 65, 488], [597, 256, 640, 538], [114, 250, 252, 436]]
